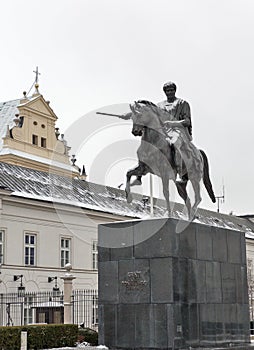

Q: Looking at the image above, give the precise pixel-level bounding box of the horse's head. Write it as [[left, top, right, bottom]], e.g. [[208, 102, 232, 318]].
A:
[[130, 102, 145, 136], [130, 101, 157, 136]]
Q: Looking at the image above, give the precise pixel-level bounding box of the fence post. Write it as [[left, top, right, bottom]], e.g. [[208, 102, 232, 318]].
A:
[[20, 331, 27, 350], [61, 263, 76, 324]]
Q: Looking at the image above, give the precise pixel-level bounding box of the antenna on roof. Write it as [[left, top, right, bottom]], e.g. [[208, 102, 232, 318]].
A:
[[215, 180, 225, 213]]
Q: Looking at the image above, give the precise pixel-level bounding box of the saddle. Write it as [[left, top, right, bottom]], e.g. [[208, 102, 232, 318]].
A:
[[165, 127, 202, 177]]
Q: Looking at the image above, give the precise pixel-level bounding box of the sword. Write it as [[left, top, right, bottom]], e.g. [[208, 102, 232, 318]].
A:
[[96, 111, 131, 120]]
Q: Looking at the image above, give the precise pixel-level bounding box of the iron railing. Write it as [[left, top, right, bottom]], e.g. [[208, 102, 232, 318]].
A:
[[72, 289, 98, 329], [0, 289, 98, 329]]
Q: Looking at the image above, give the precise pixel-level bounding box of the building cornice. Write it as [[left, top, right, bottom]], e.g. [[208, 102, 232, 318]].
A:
[[3, 194, 134, 222]]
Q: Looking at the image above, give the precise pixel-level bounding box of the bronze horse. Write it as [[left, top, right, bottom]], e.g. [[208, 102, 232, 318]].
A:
[[125, 101, 216, 218]]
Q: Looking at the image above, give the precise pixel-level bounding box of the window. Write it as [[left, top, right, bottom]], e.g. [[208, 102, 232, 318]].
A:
[[24, 296, 34, 324], [92, 241, 98, 270], [0, 230, 4, 265], [19, 116, 24, 127], [92, 294, 98, 325], [32, 134, 38, 145], [41, 137, 46, 148], [24, 233, 36, 266], [61, 238, 71, 268]]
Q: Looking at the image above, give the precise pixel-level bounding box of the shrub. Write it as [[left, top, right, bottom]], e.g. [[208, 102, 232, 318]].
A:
[[78, 327, 98, 346], [0, 326, 21, 350], [0, 324, 78, 350]]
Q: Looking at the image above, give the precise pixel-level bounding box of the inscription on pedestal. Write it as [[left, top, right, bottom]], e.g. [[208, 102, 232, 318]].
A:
[[122, 271, 147, 291]]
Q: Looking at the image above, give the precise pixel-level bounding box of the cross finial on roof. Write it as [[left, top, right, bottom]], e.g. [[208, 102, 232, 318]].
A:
[[33, 66, 41, 84]]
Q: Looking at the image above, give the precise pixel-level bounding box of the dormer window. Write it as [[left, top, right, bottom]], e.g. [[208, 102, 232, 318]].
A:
[[41, 137, 46, 148], [32, 135, 38, 145], [19, 116, 24, 127]]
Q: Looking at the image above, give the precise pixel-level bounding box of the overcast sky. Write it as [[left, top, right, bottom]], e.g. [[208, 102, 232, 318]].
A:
[[0, 0, 253, 215]]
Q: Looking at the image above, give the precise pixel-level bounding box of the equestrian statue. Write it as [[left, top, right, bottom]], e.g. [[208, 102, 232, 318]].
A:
[[97, 81, 216, 219]]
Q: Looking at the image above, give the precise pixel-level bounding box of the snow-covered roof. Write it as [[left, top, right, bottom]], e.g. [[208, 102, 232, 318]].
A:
[[0, 161, 254, 236], [0, 98, 20, 148]]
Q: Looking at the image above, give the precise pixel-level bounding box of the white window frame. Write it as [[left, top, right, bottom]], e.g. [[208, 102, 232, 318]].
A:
[[24, 232, 37, 266], [61, 237, 71, 268], [92, 240, 98, 270], [24, 296, 34, 324]]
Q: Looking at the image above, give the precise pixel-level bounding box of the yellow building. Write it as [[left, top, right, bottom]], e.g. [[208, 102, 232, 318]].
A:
[[0, 84, 75, 177]]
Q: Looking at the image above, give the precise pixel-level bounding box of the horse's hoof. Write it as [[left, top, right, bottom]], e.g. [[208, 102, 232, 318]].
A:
[[188, 208, 197, 222], [125, 190, 133, 203], [126, 193, 133, 203]]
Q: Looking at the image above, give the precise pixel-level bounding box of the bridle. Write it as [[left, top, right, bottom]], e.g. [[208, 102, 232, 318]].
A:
[[131, 101, 168, 137]]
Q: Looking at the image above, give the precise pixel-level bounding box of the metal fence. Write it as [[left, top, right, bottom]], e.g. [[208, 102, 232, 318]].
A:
[[72, 289, 98, 329], [0, 289, 98, 329]]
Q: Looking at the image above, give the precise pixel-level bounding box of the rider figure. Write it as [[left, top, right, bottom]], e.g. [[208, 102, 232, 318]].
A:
[[130, 81, 202, 185], [157, 81, 192, 141], [157, 81, 192, 176], [157, 81, 201, 179]]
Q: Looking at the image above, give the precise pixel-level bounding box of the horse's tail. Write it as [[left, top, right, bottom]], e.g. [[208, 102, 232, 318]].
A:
[[200, 149, 216, 203]]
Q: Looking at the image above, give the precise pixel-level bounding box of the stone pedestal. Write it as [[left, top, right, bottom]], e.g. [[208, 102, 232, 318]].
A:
[[61, 263, 76, 324], [98, 218, 250, 349]]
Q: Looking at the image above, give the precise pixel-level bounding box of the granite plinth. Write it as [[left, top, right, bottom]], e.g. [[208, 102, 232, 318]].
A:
[[98, 218, 250, 349]]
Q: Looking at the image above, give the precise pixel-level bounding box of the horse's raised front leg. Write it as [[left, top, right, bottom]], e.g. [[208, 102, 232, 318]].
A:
[[125, 163, 146, 203], [161, 175, 171, 216]]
